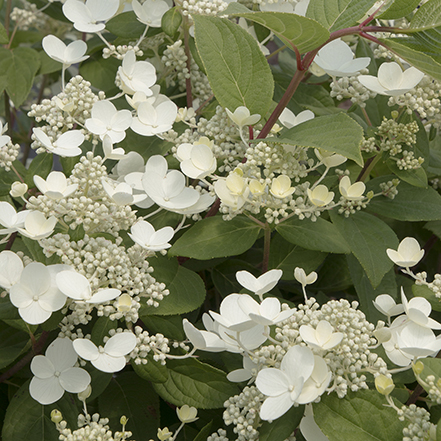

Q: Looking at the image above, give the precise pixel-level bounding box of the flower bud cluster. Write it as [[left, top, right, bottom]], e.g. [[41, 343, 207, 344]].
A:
[[379, 179, 400, 199], [207, 429, 229, 441], [162, 40, 212, 102], [422, 375, 441, 405], [398, 404, 436, 441], [337, 197, 369, 217], [0, 141, 20, 171], [130, 326, 171, 365], [103, 44, 143, 60], [330, 69, 376, 108], [28, 76, 104, 153], [10, 1, 47, 31], [181, 0, 228, 16]]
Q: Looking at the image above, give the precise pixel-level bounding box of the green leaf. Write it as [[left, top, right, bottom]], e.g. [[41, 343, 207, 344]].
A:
[[162, 7, 182, 37], [38, 51, 61, 76], [193, 15, 274, 117], [329, 211, 398, 287], [144, 315, 185, 341], [386, 158, 428, 188], [152, 358, 240, 409], [259, 405, 304, 441], [412, 284, 441, 312], [409, 0, 441, 31], [366, 177, 441, 221], [0, 23, 8, 44], [59, 155, 81, 176], [268, 233, 327, 280], [170, 216, 262, 259], [80, 55, 120, 95], [91, 316, 118, 346], [132, 354, 169, 383], [378, 37, 441, 82], [314, 390, 406, 441], [98, 372, 159, 441], [230, 12, 329, 54], [140, 256, 205, 315], [347, 255, 397, 323], [25, 153, 53, 187], [0, 321, 30, 369], [306, 0, 378, 31], [105, 11, 146, 38], [267, 113, 364, 166], [0, 47, 40, 107], [276, 217, 351, 254], [2, 380, 78, 441], [194, 421, 214, 441], [378, 0, 421, 19]]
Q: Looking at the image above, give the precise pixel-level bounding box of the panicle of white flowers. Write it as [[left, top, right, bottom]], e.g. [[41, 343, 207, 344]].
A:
[[223, 386, 264, 441], [28, 76, 104, 153], [10, 0, 47, 31], [397, 404, 436, 441], [0, 141, 20, 171], [129, 326, 171, 365], [55, 412, 133, 441], [388, 75, 441, 127], [181, 0, 229, 17], [103, 44, 143, 60], [207, 429, 229, 441], [330, 69, 376, 108], [162, 40, 212, 101]]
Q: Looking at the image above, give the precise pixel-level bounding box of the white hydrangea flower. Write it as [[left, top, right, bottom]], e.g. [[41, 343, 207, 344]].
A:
[[176, 137, 217, 180], [236, 269, 282, 299], [131, 98, 178, 136], [17, 211, 57, 240], [0, 201, 29, 235], [30, 338, 91, 405], [339, 176, 365, 201], [401, 288, 441, 330], [102, 178, 147, 206], [307, 185, 334, 207], [300, 320, 344, 350], [0, 250, 23, 290], [176, 405, 198, 423], [314, 148, 347, 168], [9, 181, 28, 198], [132, 0, 172, 27], [314, 39, 370, 77], [225, 106, 260, 129], [270, 175, 295, 199], [214, 173, 250, 211], [358, 62, 424, 96], [102, 135, 126, 161], [73, 332, 137, 373], [32, 128, 84, 157], [42, 35, 89, 67], [373, 294, 404, 318], [279, 108, 314, 129], [128, 220, 174, 251], [386, 237, 424, 268], [33, 171, 78, 200]]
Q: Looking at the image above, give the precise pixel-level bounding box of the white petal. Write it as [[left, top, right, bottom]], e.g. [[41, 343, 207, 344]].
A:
[[59, 367, 91, 393], [259, 393, 294, 421], [46, 338, 77, 372], [256, 368, 290, 396], [56, 271, 91, 300], [0, 251, 23, 289], [73, 338, 99, 361], [104, 332, 137, 356], [87, 288, 120, 303], [92, 353, 126, 373], [31, 355, 55, 378], [19, 301, 52, 325], [29, 376, 64, 405]]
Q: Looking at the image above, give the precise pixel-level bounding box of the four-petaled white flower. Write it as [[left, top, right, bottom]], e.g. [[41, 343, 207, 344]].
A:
[[176, 405, 199, 423], [307, 185, 334, 207], [73, 332, 137, 373], [56, 270, 120, 304], [10, 181, 28, 198], [102, 178, 147, 206], [62, 0, 119, 33], [128, 220, 174, 251], [373, 294, 404, 318], [176, 137, 217, 180], [117, 50, 157, 96], [0, 201, 28, 235], [42, 35, 89, 67], [9, 262, 69, 325], [34, 171, 78, 200], [270, 175, 295, 199], [85, 100, 132, 143], [314, 39, 370, 77], [33, 128, 84, 157], [358, 62, 424, 96], [132, 0, 172, 27], [0, 250, 23, 290], [131, 99, 178, 136], [236, 269, 282, 300], [214, 173, 250, 211], [225, 106, 260, 129], [300, 320, 344, 351], [314, 149, 347, 168], [103, 135, 126, 161], [339, 176, 365, 201], [294, 267, 317, 287], [30, 338, 91, 405], [386, 237, 424, 268], [18, 211, 57, 240], [279, 108, 314, 129], [401, 288, 441, 330]]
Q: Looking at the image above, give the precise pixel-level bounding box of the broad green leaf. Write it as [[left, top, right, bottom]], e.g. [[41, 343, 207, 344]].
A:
[[268, 233, 327, 280], [314, 254, 353, 292], [144, 315, 186, 341], [80, 55, 120, 95], [306, 0, 378, 31], [386, 158, 428, 188], [193, 15, 274, 117], [118, 130, 173, 161], [21, 236, 59, 264], [355, 39, 377, 75], [259, 405, 304, 441], [378, 0, 421, 19], [140, 256, 205, 315], [25, 153, 53, 187], [425, 219, 441, 241], [169, 216, 262, 259], [409, 0, 441, 31], [194, 421, 214, 441], [2, 380, 78, 441], [329, 211, 398, 287], [0, 47, 40, 107], [230, 12, 329, 54], [276, 217, 351, 254], [0, 321, 30, 369], [132, 354, 169, 383], [0, 296, 20, 321], [105, 11, 146, 38], [212, 258, 257, 296], [314, 390, 406, 441], [98, 372, 159, 441], [347, 255, 397, 323], [366, 177, 441, 221], [86, 367, 112, 402], [60, 155, 81, 176], [38, 51, 61, 75], [162, 7, 182, 37], [152, 358, 240, 409], [91, 316, 118, 346], [412, 284, 441, 312], [378, 37, 441, 82], [0, 23, 8, 44], [266, 113, 364, 166]]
